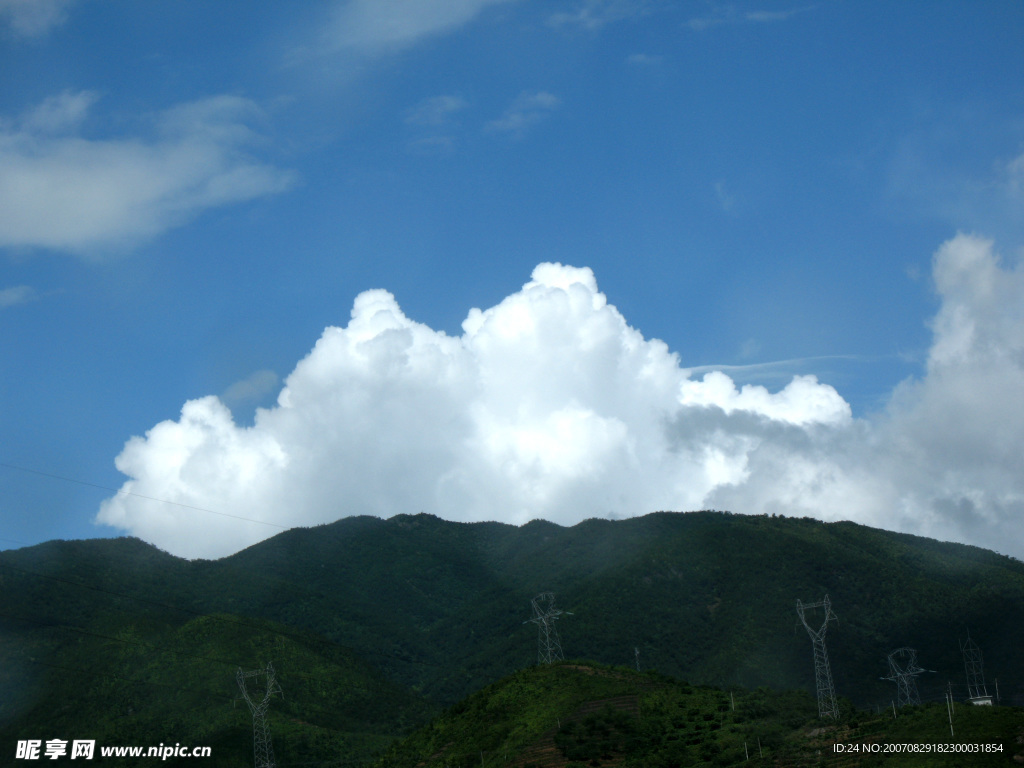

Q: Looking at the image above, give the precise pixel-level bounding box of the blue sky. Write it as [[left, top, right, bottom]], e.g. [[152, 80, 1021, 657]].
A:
[[1, 0, 1022, 559]]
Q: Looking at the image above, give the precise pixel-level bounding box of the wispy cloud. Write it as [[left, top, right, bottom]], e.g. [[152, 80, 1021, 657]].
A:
[[548, 0, 649, 30], [626, 52, 663, 66], [886, 123, 1024, 243], [0, 0, 74, 37], [1000, 151, 1024, 228], [19, 90, 95, 133], [321, 0, 519, 54], [406, 135, 457, 155], [713, 180, 736, 212], [403, 96, 468, 154], [745, 8, 804, 22], [0, 92, 296, 257], [222, 370, 280, 409], [685, 354, 885, 378], [687, 4, 815, 32], [405, 95, 468, 127], [486, 91, 560, 137], [0, 284, 38, 308]]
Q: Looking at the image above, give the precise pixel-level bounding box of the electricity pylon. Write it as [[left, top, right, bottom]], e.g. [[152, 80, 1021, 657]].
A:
[[883, 648, 926, 708], [796, 594, 839, 720], [961, 633, 990, 702], [525, 592, 570, 664], [237, 662, 283, 768]]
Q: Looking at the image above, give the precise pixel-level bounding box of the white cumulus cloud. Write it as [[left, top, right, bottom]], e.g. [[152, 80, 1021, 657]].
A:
[[98, 235, 1024, 561], [706, 234, 1024, 555], [0, 92, 295, 256]]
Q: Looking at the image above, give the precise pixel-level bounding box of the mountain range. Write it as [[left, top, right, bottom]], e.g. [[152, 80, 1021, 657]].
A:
[[2, 510, 1022, 765]]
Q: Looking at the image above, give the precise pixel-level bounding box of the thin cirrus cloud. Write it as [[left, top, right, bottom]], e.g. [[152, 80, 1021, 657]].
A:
[[96, 233, 1024, 561], [888, 137, 1024, 243], [626, 53, 663, 66], [713, 180, 736, 212], [0, 284, 38, 308], [403, 92, 560, 152], [547, 0, 650, 30], [687, 4, 814, 31], [321, 0, 519, 53], [486, 91, 561, 137], [221, 370, 280, 410], [405, 95, 468, 127], [0, 0, 73, 37], [0, 91, 296, 257]]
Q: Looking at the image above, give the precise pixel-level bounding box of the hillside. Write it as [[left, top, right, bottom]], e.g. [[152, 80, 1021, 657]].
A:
[[204, 511, 1024, 707], [1, 596, 433, 766], [2, 510, 1022, 765], [376, 662, 1024, 767]]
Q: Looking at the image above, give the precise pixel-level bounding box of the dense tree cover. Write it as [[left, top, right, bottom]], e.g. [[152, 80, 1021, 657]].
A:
[[1, 511, 1022, 765]]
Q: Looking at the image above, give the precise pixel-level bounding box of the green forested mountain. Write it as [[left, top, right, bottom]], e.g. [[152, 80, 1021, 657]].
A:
[[1, 511, 1022, 765]]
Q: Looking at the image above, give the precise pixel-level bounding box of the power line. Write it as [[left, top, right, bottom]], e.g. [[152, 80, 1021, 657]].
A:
[[21, 656, 377, 727], [17, 654, 415, 768], [0, 460, 288, 530], [25, 657, 236, 704], [0, 560, 338, 650], [6, 611, 416, 735], [0, 607, 385, 696], [2, 459, 471, 673], [2, 608, 257, 673], [0, 559, 446, 676]]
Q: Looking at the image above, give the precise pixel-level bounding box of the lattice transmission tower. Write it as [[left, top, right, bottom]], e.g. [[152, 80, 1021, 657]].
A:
[[525, 592, 570, 664], [796, 594, 839, 720], [883, 647, 926, 708], [961, 633, 991, 703], [237, 662, 283, 768]]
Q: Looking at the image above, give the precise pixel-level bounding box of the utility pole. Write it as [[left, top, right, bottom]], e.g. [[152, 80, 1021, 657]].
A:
[[525, 593, 570, 664], [634, 646, 640, 672], [945, 688, 954, 737], [796, 595, 839, 720], [237, 662, 283, 768]]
